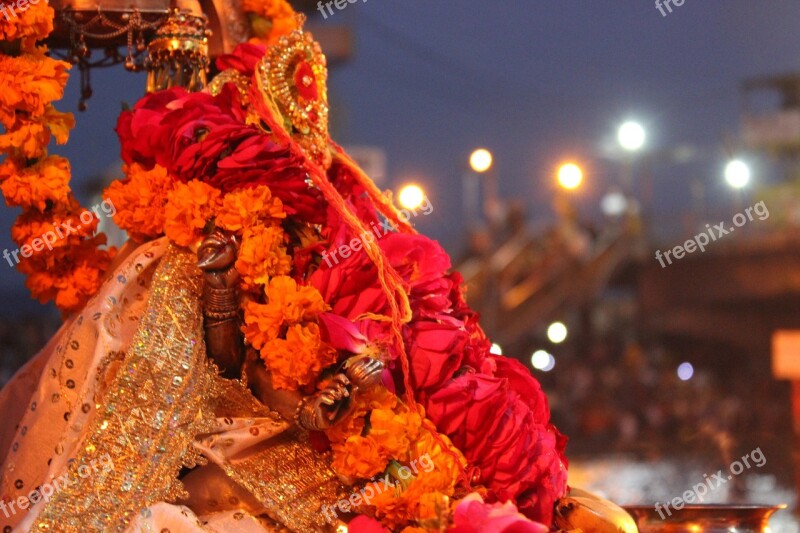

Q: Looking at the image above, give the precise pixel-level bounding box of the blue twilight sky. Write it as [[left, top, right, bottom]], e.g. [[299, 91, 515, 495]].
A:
[[0, 0, 799, 296]]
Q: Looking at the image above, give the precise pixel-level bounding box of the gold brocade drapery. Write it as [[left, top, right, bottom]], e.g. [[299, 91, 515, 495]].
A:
[[32, 245, 218, 532], [29, 244, 347, 532]]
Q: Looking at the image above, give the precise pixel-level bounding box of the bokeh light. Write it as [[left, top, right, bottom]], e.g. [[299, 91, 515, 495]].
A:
[[618, 121, 646, 151], [397, 184, 426, 210], [547, 321, 568, 344], [557, 163, 583, 190], [469, 148, 493, 173]]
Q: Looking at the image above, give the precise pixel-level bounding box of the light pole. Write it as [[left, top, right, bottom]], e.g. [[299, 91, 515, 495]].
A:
[[464, 148, 497, 229]]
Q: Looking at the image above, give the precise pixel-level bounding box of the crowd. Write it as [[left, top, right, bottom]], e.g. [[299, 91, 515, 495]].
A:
[[541, 336, 792, 487]]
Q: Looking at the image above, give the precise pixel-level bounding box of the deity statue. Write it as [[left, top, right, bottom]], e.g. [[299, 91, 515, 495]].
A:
[[0, 2, 587, 532]]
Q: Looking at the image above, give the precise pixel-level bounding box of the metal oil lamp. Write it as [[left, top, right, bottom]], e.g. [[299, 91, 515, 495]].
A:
[[45, 0, 248, 107], [625, 504, 787, 533]]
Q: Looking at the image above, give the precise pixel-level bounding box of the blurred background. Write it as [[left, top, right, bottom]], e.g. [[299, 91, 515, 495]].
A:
[[2, 0, 800, 527]]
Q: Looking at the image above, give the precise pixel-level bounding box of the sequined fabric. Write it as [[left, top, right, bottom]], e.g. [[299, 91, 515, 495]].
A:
[[1, 240, 348, 532], [31, 244, 217, 532], [0, 238, 166, 532]]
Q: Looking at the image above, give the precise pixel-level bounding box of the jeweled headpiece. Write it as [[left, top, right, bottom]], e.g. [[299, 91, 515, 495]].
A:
[[256, 23, 332, 168]]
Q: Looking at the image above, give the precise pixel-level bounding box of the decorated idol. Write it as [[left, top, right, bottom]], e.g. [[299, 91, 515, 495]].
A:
[[0, 0, 639, 531]]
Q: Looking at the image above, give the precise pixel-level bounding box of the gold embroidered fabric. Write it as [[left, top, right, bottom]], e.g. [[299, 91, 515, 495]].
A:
[[25, 244, 346, 532], [219, 429, 347, 532], [32, 245, 217, 532]]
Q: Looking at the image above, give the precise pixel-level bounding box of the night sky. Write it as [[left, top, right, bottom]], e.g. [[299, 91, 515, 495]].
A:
[[1, 0, 799, 294]]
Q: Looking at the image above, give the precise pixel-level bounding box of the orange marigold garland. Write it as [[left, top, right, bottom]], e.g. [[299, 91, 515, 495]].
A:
[[325, 387, 466, 529], [0, 5, 115, 313], [0, 0, 53, 42]]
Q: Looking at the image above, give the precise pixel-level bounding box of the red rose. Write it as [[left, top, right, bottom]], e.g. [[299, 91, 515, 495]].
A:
[[405, 315, 467, 390], [116, 86, 188, 168], [491, 356, 550, 424], [380, 233, 451, 289], [117, 83, 325, 223], [159, 85, 249, 174], [424, 367, 567, 525], [215, 42, 266, 76], [310, 251, 388, 321]]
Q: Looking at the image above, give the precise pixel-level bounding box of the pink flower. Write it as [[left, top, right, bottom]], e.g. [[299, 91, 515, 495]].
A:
[[347, 515, 389, 533], [318, 312, 369, 354], [449, 493, 549, 533]]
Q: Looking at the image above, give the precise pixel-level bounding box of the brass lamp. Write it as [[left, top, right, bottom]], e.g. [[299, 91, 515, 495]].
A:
[[47, 0, 249, 107]]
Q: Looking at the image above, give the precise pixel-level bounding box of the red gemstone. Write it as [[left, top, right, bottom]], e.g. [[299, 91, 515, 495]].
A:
[[293, 61, 319, 102]]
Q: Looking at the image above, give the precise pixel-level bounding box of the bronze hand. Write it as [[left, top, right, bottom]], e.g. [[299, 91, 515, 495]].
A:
[[343, 355, 385, 390], [296, 374, 354, 431], [198, 230, 244, 379]]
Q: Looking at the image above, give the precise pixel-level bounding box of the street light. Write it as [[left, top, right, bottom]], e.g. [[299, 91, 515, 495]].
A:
[[724, 159, 751, 189], [557, 163, 583, 191], [469, 148, 493, 173], [618, 121, 646, 152], [398, 184, 426, 210]]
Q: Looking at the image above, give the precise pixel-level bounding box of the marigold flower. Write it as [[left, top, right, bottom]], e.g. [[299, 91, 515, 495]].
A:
[[0, 105, 75, 160], [11, 196, 97, 249], [369, 406, 423, 461], [0, 155, 71, 210], [217, 184, 285, 233], [235, 224, 292, 287], [18, 237, 115, 313], [243, 0, 298, 46], [260, 322, 337, 390], [355, 424, 466, 529], [243, 275, 328, 347], [331, 435, 387, 480], [104, 164, 174, 242], [0, 0, 53, 42], [0, 51, 69, 128], [163, 179, 221, 247], [43, 105, 75, 145]]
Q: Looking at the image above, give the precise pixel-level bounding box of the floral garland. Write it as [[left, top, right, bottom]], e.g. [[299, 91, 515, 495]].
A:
[[1, 0, 568, 528], [0, 1, 115, 312], [109, 38, 569, 529], [0, 0, 298, 314]]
